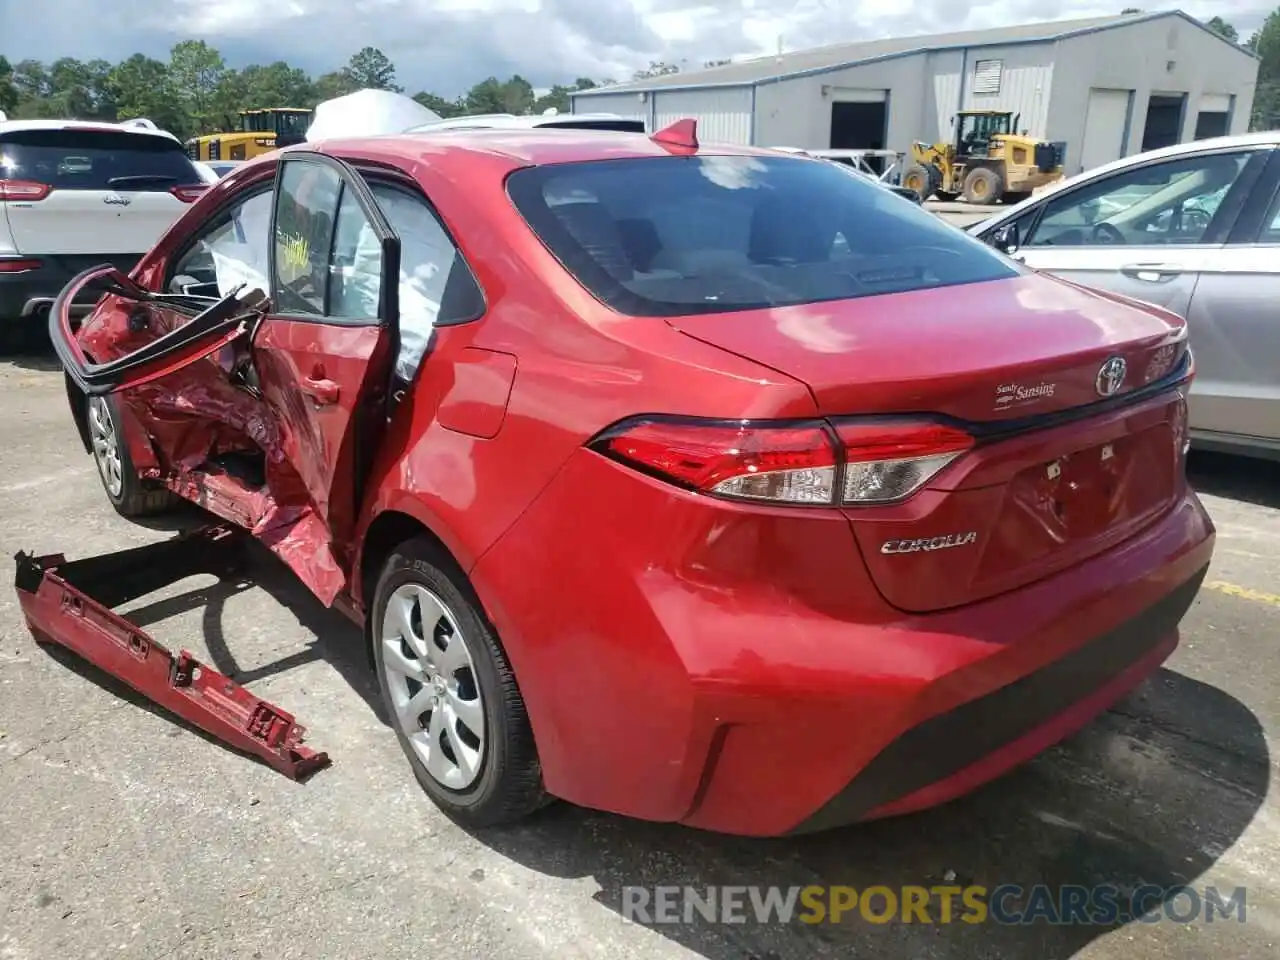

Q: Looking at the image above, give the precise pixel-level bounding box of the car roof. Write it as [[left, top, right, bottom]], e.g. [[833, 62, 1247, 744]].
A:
[[0, 118, 184, 144], [300, 126, 788, 170], [971, 130, 1280, 231]]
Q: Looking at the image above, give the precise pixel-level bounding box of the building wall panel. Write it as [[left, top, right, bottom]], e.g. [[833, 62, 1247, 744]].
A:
[[1048, 18, 1258, 171], [652, 87, 754, 144]]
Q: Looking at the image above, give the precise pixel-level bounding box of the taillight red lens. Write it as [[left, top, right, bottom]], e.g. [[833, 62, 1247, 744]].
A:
[[0, 179, 52, 201], [171, 184, 209, 203], [595, 417, 974, 506], [835, 420, 973, 504], [599, 420, 837, 504], [0, 257, 42, 273]]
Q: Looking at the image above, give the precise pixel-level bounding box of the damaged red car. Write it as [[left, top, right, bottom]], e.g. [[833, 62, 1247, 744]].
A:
[[28, 121, 1213, 836]]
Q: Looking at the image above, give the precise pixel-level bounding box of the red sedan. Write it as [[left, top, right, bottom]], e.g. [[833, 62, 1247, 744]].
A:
[[40, 121, 1212, 836]]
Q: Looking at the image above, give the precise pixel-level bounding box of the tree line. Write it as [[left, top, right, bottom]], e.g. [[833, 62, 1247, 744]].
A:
[[0, 42, 626, 141], [1, 11, 1276, 141]]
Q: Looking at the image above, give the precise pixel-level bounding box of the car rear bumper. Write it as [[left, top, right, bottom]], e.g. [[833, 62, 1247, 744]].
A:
[[470, 450, 1215, 836], [0, 254, 141, 322]]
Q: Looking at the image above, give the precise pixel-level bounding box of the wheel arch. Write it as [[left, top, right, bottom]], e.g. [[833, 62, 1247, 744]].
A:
[[357, 509, 465, 608]]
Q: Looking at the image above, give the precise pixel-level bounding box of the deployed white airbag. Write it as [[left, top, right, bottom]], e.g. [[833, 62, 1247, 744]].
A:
[[305, 89, 443, 141]]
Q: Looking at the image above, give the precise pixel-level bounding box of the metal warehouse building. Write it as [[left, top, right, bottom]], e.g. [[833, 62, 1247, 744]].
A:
[[569, 9, 1258, 175]]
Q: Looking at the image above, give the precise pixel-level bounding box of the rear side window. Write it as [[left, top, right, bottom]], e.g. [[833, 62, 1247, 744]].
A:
[[506, 155, 1019, 317], [0, 129, 203, 191]]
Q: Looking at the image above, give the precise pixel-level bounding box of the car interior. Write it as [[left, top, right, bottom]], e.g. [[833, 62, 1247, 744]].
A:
[[1026, 154, 1246, 247], [526, 156, 1011, 313]]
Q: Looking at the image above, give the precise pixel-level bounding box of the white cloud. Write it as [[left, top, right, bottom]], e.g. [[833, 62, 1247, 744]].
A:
[[2, 0, 1271, 98]]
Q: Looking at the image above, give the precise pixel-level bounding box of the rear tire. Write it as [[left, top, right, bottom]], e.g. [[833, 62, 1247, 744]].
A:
[[371, 536, 549, 828], [962, 166, 1004, 205], [86, 394, 178, 518], [1001, 190, 1031, 204]]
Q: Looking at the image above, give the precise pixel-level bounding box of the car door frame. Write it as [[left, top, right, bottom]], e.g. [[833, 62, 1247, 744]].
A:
[[247, 148, 405, 567]]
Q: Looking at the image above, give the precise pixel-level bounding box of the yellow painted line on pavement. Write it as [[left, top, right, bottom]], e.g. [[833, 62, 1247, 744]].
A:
[[1205, 580, 1280, 609]]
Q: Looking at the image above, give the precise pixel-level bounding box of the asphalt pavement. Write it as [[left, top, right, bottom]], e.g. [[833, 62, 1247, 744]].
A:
[[0, 346, 1275, 960], [926, 200, 1003, 227]]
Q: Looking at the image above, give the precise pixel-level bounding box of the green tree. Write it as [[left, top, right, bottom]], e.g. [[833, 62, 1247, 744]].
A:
[[464, 75, 535, 114], [0, 56, 18, 114], [8, 60, 52, 116], [412, 91, 466, 117], [313, 69, 360, 102], [168, 40, 226, 134], [1249, 10, 1280, 130], [109, 54, 188, 136], [44, 57, 115, 120], [345, 47, 401, 92], [1206, 16, 1239, 43], [532, 77, 598, 114]]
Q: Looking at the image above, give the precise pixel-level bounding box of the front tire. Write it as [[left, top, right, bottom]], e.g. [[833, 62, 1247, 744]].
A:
[[371, 536, 548, 828], [86, 394, 178, 518], [901, 163, 937, 202]]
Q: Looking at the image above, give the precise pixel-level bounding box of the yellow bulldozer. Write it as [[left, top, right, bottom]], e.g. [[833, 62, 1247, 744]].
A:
[[902, 109, 1065, 205], [186, 108, 314, 162]]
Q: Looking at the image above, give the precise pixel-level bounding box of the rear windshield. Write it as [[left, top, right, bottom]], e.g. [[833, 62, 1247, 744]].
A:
[[506, 155, 1020, 317], [0, 129, 202, 191]]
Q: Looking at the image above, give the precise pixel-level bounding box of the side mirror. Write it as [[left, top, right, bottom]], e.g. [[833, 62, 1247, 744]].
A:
[[991, 222, 1021, 255], [888, 185, 923, 204]]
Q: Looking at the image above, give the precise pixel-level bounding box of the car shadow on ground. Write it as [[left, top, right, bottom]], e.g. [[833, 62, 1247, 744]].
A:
[[0, 332, 60, 372], [467, 669, 1268, 959], [1188, 450, 1280, 510]]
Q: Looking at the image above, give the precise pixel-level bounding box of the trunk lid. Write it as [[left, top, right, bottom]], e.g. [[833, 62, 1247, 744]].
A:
[[667, 273, 1191, 613], [664, 274, 1186, 422]]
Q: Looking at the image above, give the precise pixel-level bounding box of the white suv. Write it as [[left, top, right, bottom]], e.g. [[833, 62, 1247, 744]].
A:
[[0, 117, 209, 348]]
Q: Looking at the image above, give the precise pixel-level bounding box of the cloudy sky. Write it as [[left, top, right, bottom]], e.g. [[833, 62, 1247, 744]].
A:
[[1, 0, 1272, 97]]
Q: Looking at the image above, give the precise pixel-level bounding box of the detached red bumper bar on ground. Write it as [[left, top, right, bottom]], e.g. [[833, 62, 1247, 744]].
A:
[[13, 525, 330, 780]]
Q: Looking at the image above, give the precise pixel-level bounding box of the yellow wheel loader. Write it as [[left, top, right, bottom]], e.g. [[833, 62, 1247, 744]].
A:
[[185, 108, 313, 162], [901, 110, 1065, 205]]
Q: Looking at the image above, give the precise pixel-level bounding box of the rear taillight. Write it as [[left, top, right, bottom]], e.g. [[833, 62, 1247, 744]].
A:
[[593, 417, 973, 506], [171, 184, 209, 203], [835, 420, 973, 504], [0, 179, 51, 201], [0, 257, 42, 273]]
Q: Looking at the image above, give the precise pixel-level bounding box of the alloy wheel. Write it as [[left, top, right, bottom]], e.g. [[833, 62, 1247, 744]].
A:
[[87, 397, 124, 499], [380, 582, 486, 789]]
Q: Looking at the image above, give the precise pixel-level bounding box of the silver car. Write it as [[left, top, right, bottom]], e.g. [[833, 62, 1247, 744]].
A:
[[968, 131, 1280, 462]]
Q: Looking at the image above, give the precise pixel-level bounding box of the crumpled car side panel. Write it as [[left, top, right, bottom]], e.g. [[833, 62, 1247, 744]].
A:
[[74, 290, 347, 605]]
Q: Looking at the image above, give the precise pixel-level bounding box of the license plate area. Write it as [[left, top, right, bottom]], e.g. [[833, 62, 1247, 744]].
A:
[[1009, 424, 1176, 546]]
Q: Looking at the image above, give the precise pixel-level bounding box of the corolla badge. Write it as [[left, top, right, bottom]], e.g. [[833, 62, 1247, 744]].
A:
[[1095, 356, 1127, 397], [881, 532, 978, 555], [103, 193, 131, 206]]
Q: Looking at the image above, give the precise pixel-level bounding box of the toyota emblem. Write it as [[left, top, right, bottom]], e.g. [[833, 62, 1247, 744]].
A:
[[1096, 356, 1127, 397]]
